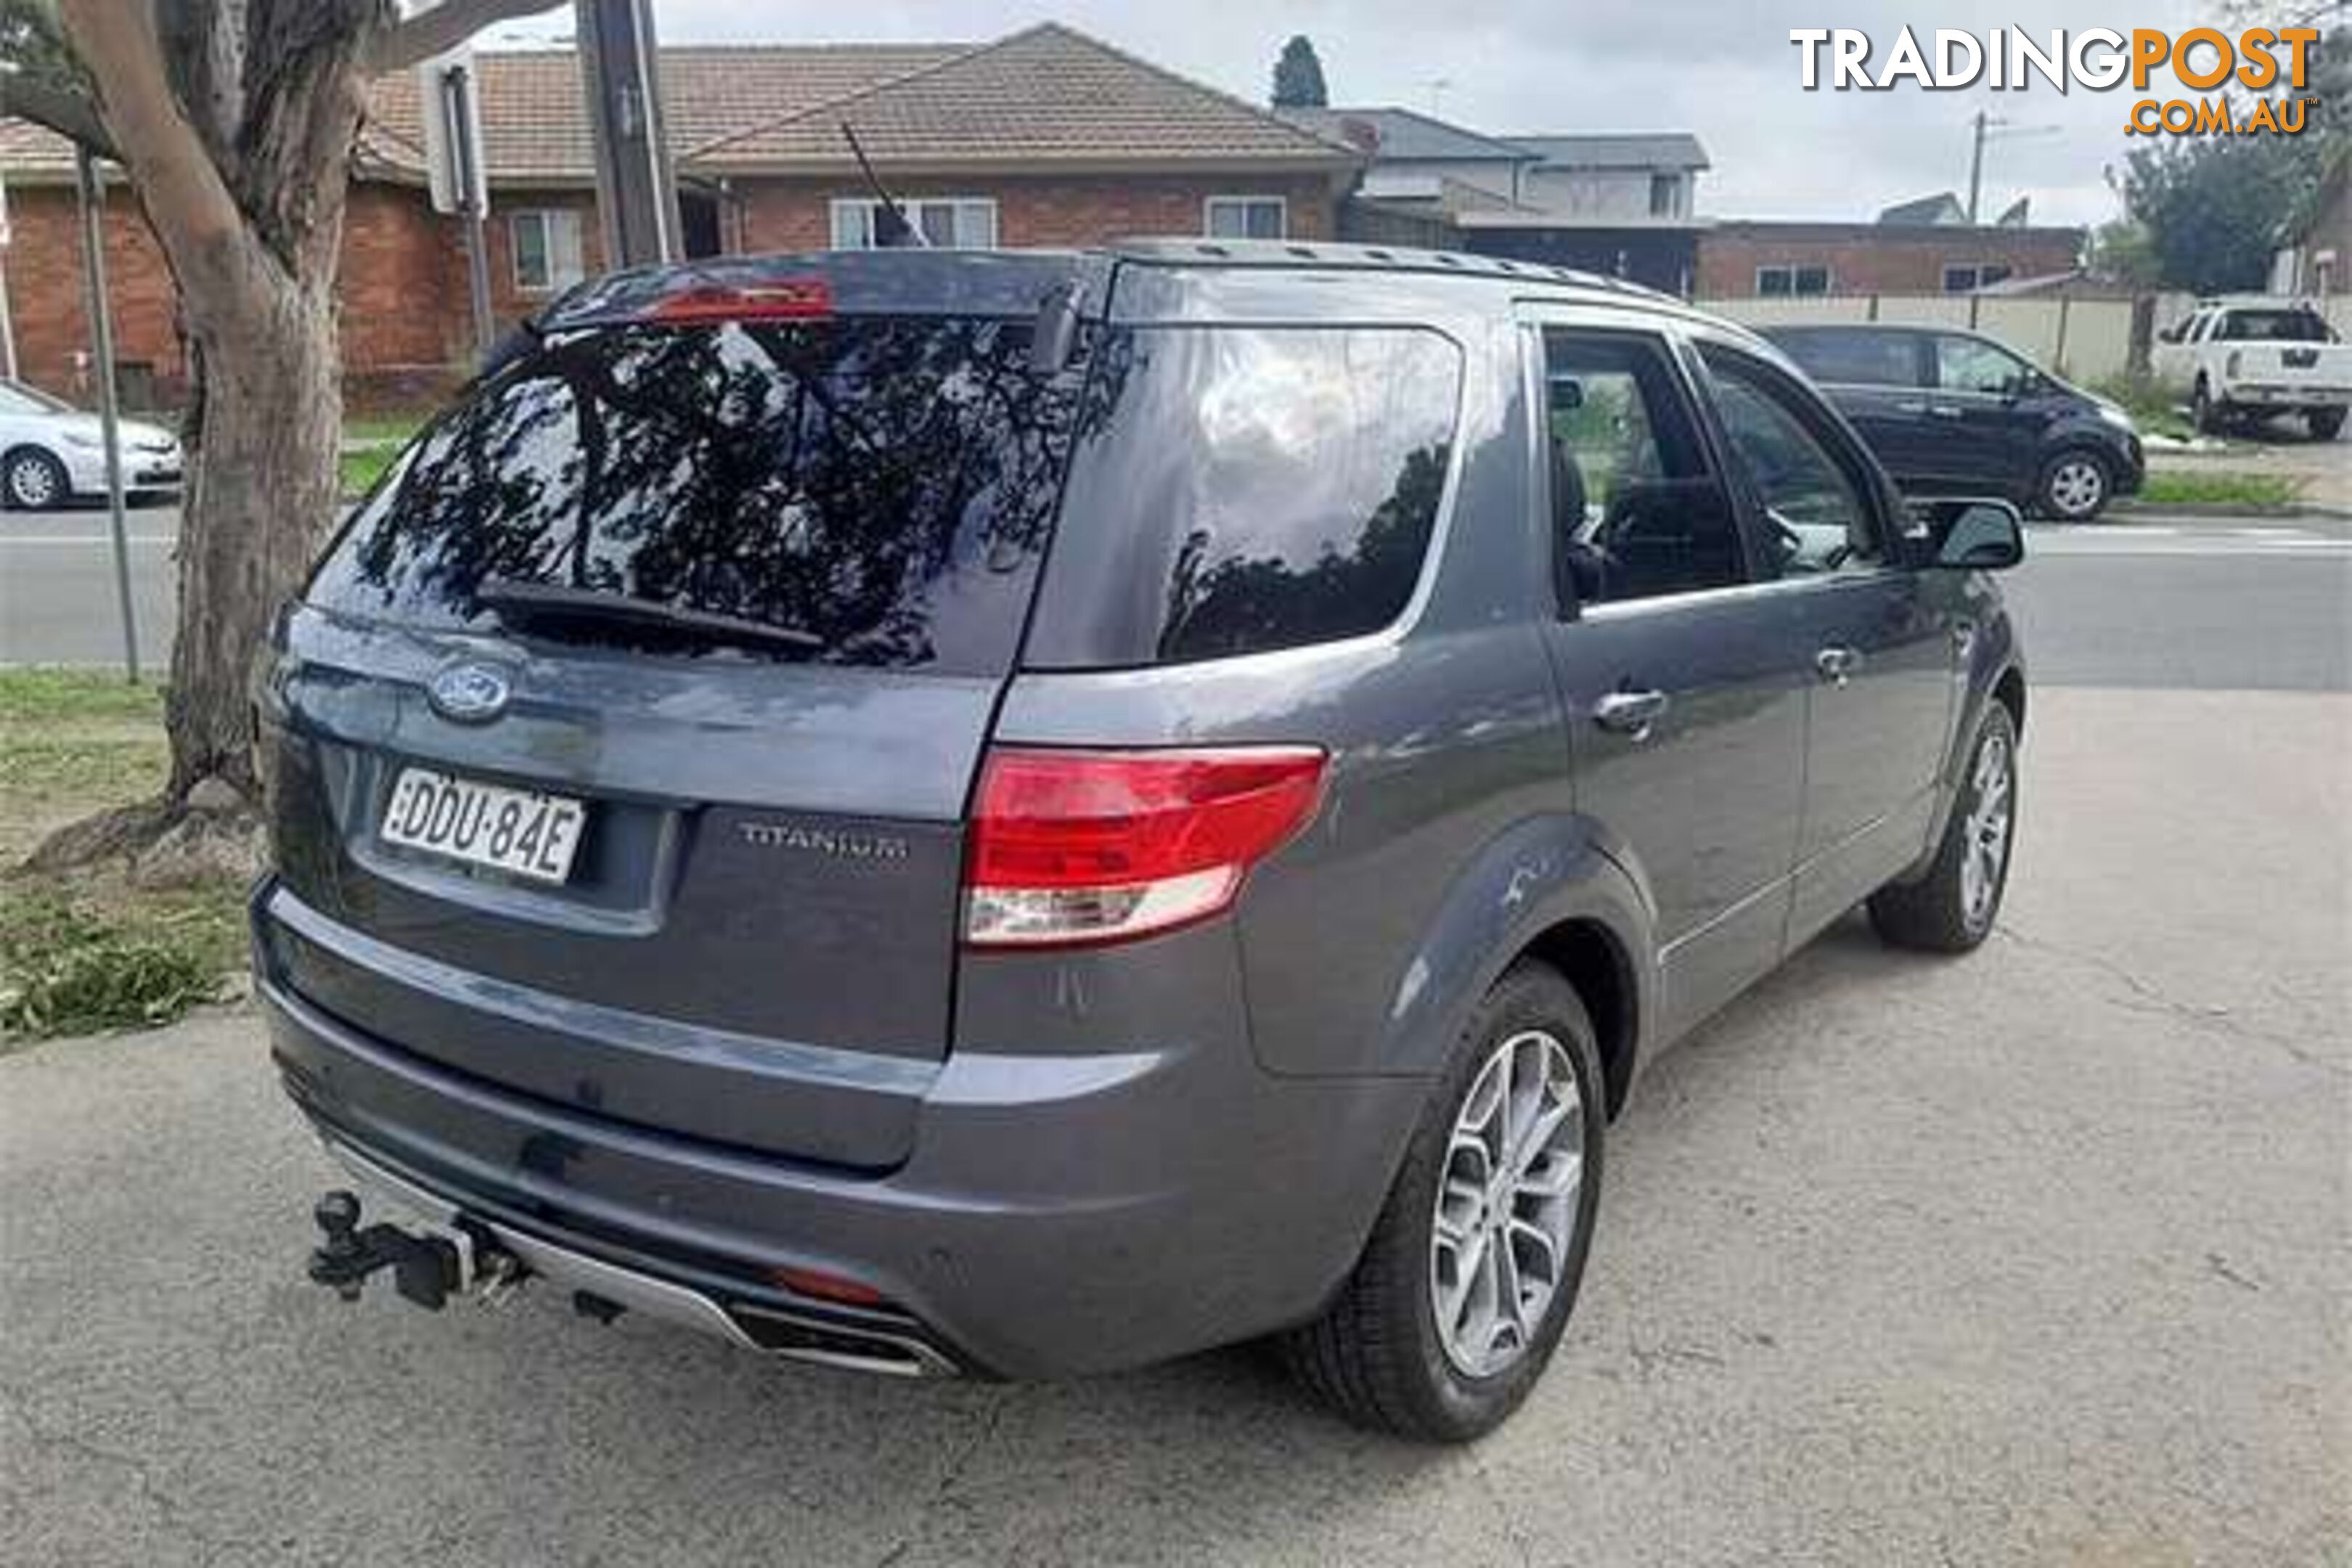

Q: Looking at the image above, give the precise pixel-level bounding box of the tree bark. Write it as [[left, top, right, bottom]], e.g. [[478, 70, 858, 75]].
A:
[[164, 275, 342, 799]]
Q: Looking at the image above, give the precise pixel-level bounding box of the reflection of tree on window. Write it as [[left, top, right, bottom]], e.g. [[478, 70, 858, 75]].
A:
[[1158, 443, 1449, 661], [1028, 326, 1461, 667], [313, 317, 1094, 673]]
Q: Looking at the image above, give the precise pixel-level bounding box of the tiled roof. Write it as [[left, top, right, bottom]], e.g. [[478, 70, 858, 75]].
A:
[[363, 43, 962, 181], [0, 116, 80, 179], [3, 27, 1353, 188], [691, 24, 1361, 172], [1509, 134, 1711, 171], [1279, 107, 1532, 164]]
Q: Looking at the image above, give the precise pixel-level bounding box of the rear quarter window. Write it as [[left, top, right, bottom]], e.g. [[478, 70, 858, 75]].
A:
[[1024, 326, 1461, 667]]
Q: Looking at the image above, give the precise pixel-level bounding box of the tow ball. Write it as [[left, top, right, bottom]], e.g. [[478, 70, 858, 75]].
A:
[[306, 1190, 523, 1311]]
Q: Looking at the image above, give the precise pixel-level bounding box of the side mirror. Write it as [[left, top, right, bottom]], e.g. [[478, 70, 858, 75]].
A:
[[1912, 497, 2025, 571]]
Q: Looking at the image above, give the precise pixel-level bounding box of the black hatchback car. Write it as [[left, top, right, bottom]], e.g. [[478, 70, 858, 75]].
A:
[[1766, 324, 2144, 520]]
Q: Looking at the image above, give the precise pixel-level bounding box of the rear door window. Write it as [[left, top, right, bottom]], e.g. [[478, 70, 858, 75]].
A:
[[306, 315, 1088, 675], [1776, 330, 1922, 388], [1024, 327, 1461, 666]]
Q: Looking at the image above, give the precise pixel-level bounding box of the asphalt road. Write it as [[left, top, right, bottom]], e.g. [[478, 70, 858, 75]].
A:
[[4, 505, 2349, 691], [3, 509, 2348, 1565]]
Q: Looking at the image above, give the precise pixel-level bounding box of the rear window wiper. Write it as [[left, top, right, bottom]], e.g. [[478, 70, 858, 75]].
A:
[[475, 581, 825, 654]]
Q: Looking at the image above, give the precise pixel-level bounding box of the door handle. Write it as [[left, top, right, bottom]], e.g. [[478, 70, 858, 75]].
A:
[[1593, 689, 1669, 738], [1816, 645, 1862, 686], [1893, 400, 1928, 415], [1929, 404, 1965, 419]]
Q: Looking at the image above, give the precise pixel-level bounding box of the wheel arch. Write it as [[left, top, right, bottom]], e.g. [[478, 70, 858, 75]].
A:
[[1515, 915, 1641, 1119], [1364, 813, 1657, 1119]]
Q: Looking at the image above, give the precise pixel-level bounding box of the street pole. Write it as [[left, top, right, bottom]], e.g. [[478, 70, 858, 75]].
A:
[[440, 62, 496, 356], [0, 164, 19, 381], [1967, 109, 1987, 225], [73, 147, 140, 685], [576, 0, 679, 269]]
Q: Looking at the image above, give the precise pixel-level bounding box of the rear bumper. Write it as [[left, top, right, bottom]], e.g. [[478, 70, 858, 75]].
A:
[[258, 903, 1424, 1379], [2226, 384, 2352, 407]]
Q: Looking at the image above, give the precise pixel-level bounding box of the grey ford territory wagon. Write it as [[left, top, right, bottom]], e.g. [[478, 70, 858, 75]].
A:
[[256, 242, 2027, 1441]]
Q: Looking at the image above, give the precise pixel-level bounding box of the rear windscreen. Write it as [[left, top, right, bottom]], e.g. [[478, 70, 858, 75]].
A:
[[1023, 326, 1461, 668], [2218, 310, 2334, 343], [308, 316, 1087, 674]]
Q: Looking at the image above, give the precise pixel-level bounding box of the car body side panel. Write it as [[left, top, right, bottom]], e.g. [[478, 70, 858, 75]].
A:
[[1896, 573, 2023, 881]]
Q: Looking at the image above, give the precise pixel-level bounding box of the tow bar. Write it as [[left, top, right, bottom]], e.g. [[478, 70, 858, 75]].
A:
[[306, 1190, 525, 1311]]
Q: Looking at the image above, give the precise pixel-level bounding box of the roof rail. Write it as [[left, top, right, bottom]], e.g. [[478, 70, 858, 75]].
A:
[[1105, 237, 1686, 301]]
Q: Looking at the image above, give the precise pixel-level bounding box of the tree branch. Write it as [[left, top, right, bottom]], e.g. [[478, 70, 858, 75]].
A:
[[366, 0, 563, 75], [55, 0, 252, 296], [1, 71, 116, 157]]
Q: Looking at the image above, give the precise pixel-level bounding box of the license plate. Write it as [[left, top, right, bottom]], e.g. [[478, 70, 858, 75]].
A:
[[380, 767, 585, 883]]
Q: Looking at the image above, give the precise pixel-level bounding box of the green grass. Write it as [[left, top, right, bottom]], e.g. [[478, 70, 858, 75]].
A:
[[340, 444, 401, 497], [0, 669, 245, 1043], [340, 412, 427, 497], [2087, 375, 2194, 441], [2136, 471, 2305, 509], [1, 884, 242, 1043]]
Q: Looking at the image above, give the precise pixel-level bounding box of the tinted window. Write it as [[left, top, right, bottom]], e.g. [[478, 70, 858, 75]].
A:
[[1026, 327, 1460, 666], [1544, 330, 1742, 606], [1776, 330, 1920, 388], [307, 316, 1087, 674], [1700, 346, 1882, 577], [1935, 335, 2032, 396], [2218, 309, 2334, 343]]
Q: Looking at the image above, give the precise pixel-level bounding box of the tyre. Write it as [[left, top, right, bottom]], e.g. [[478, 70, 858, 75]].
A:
[[2, 446, 69, 510], [2035, 449, 2111, 522], [2308, 407, 2345, 441], [1283, 960, 1606, 1442], [1869, 701, 2017, 953], [2190, 379, 2221, 437]]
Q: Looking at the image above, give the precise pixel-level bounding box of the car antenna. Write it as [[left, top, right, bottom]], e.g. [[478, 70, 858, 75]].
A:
[[841, 124, 926, 248]]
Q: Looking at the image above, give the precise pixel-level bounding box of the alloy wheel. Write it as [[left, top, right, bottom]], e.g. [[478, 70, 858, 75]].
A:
[[1959, 728, 2013, 929], [1429, 1029, 1586, 1379]]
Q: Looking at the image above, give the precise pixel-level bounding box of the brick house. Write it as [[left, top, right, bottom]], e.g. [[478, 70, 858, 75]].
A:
[[0, 23, 1358, 407], [1694, 219, 2084, 301]]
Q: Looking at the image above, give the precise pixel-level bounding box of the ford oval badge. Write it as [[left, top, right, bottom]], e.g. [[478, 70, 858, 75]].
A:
[[427, 661, 513, 724]]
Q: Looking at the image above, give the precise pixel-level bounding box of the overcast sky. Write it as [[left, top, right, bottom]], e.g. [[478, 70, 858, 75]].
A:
[[491, 1, 2229, 226]]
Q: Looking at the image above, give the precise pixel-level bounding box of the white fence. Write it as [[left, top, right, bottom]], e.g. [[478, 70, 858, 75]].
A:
[[1702, 292, 2352, 386]]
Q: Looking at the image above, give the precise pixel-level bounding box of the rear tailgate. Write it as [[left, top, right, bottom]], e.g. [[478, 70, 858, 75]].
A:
[[258, 256, 1102, 1170]]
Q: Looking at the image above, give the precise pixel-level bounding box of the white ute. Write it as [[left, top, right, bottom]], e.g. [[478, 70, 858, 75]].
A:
[[2152, 297, 2351, 441]]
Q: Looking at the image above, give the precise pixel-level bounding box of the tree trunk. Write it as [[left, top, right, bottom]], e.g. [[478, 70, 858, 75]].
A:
[[164, 276, 342, 800]]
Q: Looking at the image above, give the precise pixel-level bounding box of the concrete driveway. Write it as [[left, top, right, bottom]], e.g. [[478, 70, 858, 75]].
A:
[[4, 686, 2346, 1567]]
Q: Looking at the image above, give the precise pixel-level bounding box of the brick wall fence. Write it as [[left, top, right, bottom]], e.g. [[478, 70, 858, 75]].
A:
[[1694, 222, 2084, 298]]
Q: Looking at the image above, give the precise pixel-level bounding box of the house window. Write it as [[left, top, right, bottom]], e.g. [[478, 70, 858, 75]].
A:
[[510, 210, 585, 294], [1943, 262, 2012, 294], [1649, 173, 1680, 218], [1204, 196, 1286, 240], [1757, 264, 1830, 298], [829, 197, 999, 250]]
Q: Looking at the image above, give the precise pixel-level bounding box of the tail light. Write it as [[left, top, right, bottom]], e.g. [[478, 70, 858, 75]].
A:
[[963, 746, 1327, 948], [2225, 349, 2243, 379], [645, 278, 833, 324]]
